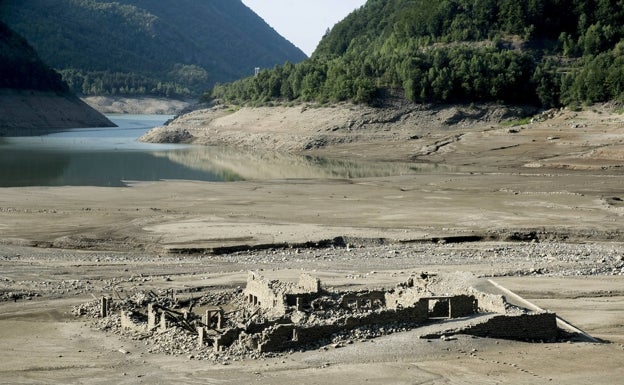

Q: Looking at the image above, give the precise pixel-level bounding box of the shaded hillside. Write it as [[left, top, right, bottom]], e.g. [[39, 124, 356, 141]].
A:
[[1, 0, 307, 98], [210, 0, 624, 107], [0, 21, 114, 133], [0, 21, 68, 93]]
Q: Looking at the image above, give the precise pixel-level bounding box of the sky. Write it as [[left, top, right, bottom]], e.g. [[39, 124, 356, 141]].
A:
[[241, 0, 367, 56]]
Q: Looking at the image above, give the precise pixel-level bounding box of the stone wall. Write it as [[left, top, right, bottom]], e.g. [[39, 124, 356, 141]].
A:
[[120, 311, 147, 332], [473, 291, 508, 314], [449, 295, 478, 318], [340, 291, 387, 310], [461, 312, 558, 341], [244, 271, 287, 316], [258, 300, 429, 352], [298, 273, 320, 293]]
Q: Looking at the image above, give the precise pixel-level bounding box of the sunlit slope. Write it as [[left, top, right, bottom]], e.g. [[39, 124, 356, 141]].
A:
[[212, 0, 624, 107]]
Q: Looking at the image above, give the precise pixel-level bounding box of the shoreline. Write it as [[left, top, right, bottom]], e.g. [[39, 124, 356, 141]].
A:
[[140, 101, 624, 169], [0, 90, 115, 134], [1, 101, 623, 252]]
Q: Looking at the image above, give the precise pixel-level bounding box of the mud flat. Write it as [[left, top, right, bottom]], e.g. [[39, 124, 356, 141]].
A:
[[1, 102, 624, 383]]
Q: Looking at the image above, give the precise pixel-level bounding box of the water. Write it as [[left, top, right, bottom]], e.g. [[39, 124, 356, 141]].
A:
[[0, 115, 441, 187]]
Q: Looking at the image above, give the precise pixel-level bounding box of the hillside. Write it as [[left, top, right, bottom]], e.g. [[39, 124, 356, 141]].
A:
[[210, 0, 624, 107], [0, 21, 114, 134], [0, 0, 307, 98], [0, 21, 68, 93]]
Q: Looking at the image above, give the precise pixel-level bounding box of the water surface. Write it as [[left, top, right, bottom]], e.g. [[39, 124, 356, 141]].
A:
[[0, 115, 442, 187]]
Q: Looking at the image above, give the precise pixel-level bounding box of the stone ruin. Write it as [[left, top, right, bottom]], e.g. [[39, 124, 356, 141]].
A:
[[75, 271, 559, 359]]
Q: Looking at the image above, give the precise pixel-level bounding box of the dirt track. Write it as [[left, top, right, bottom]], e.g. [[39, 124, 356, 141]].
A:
[[1, 103, 624, 384]]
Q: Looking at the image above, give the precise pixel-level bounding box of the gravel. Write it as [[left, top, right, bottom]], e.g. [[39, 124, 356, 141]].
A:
[[2, 241, 623, 302]]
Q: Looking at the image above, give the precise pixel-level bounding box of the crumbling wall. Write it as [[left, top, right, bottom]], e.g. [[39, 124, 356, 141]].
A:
[[298, 273, 320, 293], [244, 271, 287, 316], [213, 328, 241, 351], [120, 311, 147, 332], [473, 291, 509, 314], [285, 293, 320, 310], [84, 271, 564, 359], [258, 301, 429, 352], [449, 295, 478, 318], [340, 291, 387, 310], [461, 312, 558, 341]]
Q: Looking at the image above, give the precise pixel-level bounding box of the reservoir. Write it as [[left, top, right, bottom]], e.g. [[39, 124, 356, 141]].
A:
[[0, 115, 432, 187]]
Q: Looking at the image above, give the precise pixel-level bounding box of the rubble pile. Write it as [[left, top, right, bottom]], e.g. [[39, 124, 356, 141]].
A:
[[73, 271, 560, 362]]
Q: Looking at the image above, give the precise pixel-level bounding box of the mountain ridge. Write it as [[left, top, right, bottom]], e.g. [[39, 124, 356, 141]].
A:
[[209, 0, 624, 108], [1, 0, 307, 98]]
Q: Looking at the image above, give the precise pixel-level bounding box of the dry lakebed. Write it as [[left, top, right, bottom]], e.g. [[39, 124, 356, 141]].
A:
[[1, 102, 624, 384]]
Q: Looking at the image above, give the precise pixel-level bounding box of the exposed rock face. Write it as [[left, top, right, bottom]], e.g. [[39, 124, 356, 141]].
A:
[[0, 90, 115, 135], [139, 126, 193, 143]]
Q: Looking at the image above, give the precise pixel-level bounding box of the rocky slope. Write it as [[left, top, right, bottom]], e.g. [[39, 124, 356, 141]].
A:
[[0, 90, 115, 134], [140, 101, 532, 155]]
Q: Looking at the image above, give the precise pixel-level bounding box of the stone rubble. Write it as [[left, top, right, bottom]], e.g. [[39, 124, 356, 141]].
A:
[[3, 241, 623, 303], [73, 270, 561, 363]]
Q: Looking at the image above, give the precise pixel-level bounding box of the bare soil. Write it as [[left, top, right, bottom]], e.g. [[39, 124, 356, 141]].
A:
[[1, 101, 624, 384], [0, 90, 114, 134]]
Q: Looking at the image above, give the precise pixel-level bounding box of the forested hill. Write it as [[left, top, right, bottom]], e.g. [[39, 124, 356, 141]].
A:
[[211, 0, 624, 108], [0, 21, 69, 93], [0, 21, 114, 133], [0, 0, 307, 99]]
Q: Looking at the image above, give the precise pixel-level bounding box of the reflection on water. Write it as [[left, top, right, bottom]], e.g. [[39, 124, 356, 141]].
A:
[[0, 148, 239, 187], [0, 114, 451, 187], [157, 146, 443, 181]]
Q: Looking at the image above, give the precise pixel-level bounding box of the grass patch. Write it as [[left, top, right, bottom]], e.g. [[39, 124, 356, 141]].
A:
[[226, 105, 241, 113], [501, 117, 532, 127]]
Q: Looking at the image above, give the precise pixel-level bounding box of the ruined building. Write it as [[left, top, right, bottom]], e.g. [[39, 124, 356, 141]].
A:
[[87, 271, 559, 356]]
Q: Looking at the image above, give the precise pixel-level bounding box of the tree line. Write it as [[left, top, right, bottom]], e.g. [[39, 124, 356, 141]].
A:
[[209, 0, 624, 107], [2, 0, 306, 98]]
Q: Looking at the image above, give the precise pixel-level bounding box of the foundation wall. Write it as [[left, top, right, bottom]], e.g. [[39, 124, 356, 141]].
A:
[[461, 313, 558, 341], [259, 300, 429, 352]]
